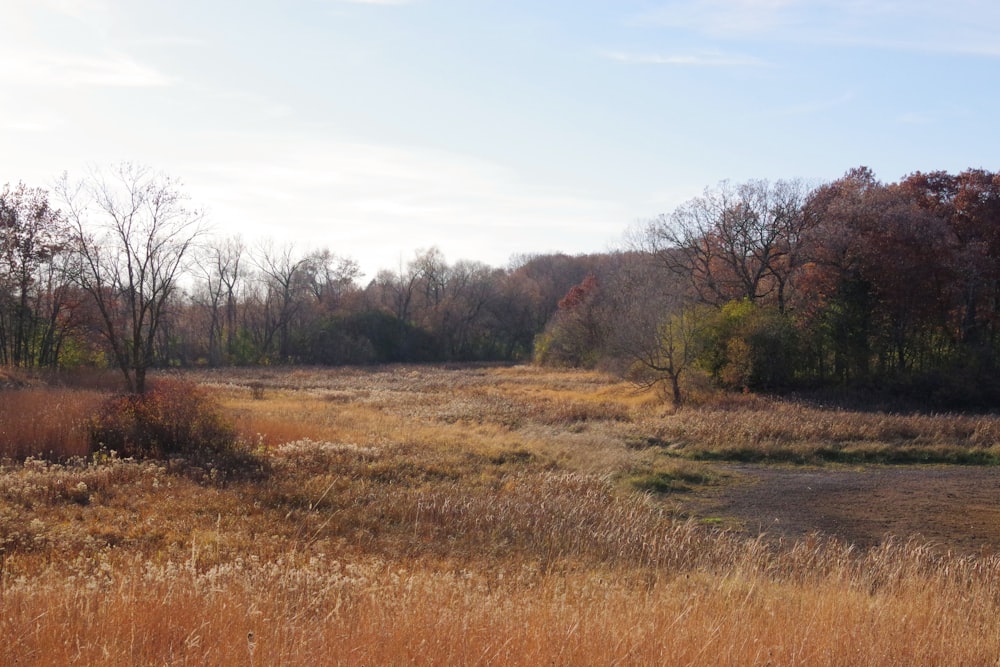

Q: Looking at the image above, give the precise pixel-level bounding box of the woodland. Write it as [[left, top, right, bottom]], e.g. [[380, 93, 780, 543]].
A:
[[3, 164, 1000, 407]]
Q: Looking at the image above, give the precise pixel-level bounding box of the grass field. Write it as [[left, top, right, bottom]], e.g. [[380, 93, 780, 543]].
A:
[[2, 365, 1000, 665]]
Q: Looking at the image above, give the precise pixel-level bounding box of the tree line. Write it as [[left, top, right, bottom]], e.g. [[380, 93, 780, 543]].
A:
[[539, 167, 1000, 408], [3, 163, 1000, 407], [0, 164, 601, 391]]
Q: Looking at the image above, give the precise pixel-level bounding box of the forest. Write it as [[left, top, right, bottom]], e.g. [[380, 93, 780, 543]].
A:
[[3, 164, 1000, 408]]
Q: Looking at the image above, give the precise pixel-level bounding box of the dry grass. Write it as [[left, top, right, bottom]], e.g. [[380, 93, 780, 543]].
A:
[[0, 388, 103, 459], [5, 544, 1000, 666], [646, 400, 1000, 463], [2, 364, 1000, 665]]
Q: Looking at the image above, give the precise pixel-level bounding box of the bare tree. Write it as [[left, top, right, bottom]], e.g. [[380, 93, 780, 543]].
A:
[[299, 249, 360, 311], [641, 303, 705, 405], [250, 241, 312, 361], [431, 259, 500, 358], [603, 254, 704, 405], [198, 235, 245, 364], [369, 248, 442, 325], [371, 265, 419, 324], [58, 164, 207, 393], [644, 179, 811, 312]]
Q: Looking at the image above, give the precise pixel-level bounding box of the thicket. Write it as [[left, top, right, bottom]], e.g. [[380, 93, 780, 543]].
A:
[[87, 379, 239, 459]]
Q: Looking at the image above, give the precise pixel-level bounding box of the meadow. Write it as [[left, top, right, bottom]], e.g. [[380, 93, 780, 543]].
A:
[[1, 364, 1000, 665]]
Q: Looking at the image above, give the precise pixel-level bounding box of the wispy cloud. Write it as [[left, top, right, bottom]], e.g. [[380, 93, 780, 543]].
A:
[[898, 111, 935, 125], [0, 110, 64, 132], [778, 91, 855, 116], [602, 50, 767, 67], [332, 0, 414, 5], [0, 49, 172, 87], [176, 135, 625, 276], [636, 0, 803, 38], [32, 0, 109, 19], [896, 105, 971, 126], [635, 0, 1000, 56]]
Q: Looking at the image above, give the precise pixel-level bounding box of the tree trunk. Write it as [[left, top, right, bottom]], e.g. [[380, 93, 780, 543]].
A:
[[670, 372, 683, 407]]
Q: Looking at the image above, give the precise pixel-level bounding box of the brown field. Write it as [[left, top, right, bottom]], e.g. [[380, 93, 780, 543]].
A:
[[2, 364, 1000, 665]]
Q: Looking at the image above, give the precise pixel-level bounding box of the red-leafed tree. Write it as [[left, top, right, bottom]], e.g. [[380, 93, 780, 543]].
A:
[[799, 167, 955, 379], [535, 273, 605, 367], [901, 169, 1000, 354]]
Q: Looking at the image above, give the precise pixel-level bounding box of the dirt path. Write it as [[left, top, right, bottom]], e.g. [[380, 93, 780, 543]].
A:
[[680, 465, 1000, 554]]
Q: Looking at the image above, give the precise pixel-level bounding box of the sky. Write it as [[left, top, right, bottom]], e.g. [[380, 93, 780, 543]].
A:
[[3, 0, 1000, 280]]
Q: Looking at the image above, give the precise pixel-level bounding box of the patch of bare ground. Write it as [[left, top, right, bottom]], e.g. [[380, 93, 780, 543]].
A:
[[678, 464, 1000, 554]]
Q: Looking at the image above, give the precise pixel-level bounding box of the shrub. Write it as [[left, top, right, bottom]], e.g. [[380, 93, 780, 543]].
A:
[[88, 380, 238, 459], [698, 299, 800, 390]]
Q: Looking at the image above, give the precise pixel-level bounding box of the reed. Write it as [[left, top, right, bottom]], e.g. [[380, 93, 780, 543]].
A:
[[2, 365, 999, 665], [0, 388, 102, 459]]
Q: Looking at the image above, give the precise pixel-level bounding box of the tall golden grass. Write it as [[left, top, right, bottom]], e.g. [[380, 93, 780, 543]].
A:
[[5, 543, 999, 666], [0, 388, 102, 459], [2, 364, 1000, 665], [647, 400, 1000, 463]]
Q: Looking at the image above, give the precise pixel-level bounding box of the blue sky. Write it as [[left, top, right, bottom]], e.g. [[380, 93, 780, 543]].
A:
[[3, 0, 999, 278]]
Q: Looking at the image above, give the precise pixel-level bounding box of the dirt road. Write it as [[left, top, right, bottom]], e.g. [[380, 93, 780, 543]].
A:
[[682, 464, 1000, 554]]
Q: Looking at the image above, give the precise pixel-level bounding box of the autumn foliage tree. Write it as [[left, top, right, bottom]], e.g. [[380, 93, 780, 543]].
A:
[[0, 183, 86, 368], [901, 169, 1000, 357], [534, 274, 605, 367], [600, 168, 1000, 406], [6, 161, 1000, 409]]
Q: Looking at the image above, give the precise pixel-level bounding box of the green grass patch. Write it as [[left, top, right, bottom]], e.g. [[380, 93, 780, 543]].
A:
[[688, 443, 1000, 466], [627, 463, 720, 494]]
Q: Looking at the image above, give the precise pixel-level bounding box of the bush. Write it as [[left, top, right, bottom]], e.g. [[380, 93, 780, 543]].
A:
[[88, 380, 239, 459], [698, 300, 800, 390]]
